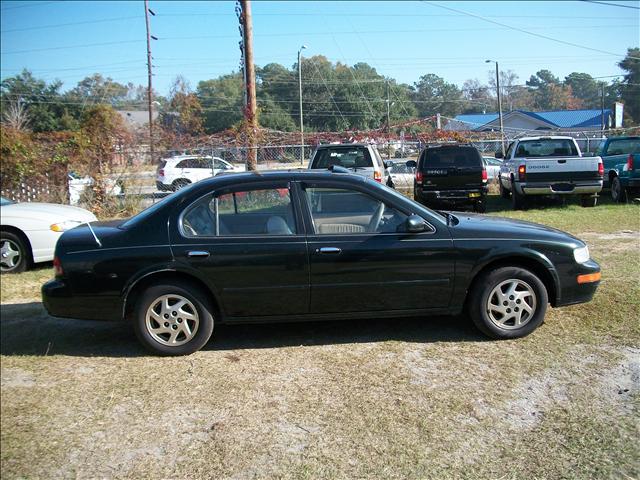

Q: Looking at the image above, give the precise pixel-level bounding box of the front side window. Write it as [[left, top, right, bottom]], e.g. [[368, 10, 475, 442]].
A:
[[304, 187, 407, 235], [182, 186, 296, 237]]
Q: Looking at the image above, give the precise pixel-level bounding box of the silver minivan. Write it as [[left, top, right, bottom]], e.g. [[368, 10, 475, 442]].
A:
[[308, 143, 391, 184]]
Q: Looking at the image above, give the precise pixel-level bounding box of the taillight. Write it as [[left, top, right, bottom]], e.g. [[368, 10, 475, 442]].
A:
[[416, 170, 423, 184], [158, 168, 165, 176], [598, 161, 604, 177], [627, 154, 635, 171], [518, 164, 526, 182], [53, 256, 63, 277], [374, 170, 382, 182], [481, 168, 488, 182]]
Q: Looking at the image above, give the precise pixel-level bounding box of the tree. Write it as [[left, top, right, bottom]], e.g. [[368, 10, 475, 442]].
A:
[[461, 78, 492, 113], [197, 73, 244, 133], [618, 47, 640, 125], [0, 69, 66, 132], [1, 98, 30, 131], [526, 70, 580, 110], [564, 72, 601, 109], [488, 69, 521, 112], [166, 76, 204, 135], [412, 74, 463, 118], [67, 74, 129, 106]]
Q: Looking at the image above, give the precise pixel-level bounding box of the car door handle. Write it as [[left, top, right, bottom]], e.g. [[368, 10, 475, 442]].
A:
[[316, 247, 342, 254], [187, 250, 210, 258]]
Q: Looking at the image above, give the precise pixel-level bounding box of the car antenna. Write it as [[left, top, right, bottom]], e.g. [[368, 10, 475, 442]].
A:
[[85, 221, 102, 248]]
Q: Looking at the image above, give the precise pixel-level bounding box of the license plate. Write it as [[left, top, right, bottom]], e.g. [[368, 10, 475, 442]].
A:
[[468, 192, 481, 198]]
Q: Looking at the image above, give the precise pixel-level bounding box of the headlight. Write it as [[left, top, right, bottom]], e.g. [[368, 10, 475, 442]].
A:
[[50, 220, 82, 232], [573, 246, 590, 263]]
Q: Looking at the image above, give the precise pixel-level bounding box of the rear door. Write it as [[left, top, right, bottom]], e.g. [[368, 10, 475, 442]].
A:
[[420, 147, 483, 191], [170, 181, 309, 318]]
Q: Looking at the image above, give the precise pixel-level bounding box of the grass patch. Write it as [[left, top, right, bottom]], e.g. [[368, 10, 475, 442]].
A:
[[1, 200, 639, 479]]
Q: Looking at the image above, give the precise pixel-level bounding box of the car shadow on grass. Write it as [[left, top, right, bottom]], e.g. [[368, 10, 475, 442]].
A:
[[0, 302, 487, 358]]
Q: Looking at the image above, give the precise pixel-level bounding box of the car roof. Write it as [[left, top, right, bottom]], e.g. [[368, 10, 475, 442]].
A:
[[314, 143, 373, 149], [193, 168, 369, 188], [164, 155, 215, 161], [517, 136, 575, 141]]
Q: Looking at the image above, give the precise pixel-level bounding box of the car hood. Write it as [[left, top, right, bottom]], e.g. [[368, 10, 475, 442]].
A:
[[448, 212, 583, 247], [1, 202, 96, 223]]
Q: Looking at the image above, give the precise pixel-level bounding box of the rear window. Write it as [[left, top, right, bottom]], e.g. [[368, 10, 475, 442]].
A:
[[605, 138, 640, 155], [514, 139, 578, 157], [421, 147, 481, 168], [311, 147, 373, 169]]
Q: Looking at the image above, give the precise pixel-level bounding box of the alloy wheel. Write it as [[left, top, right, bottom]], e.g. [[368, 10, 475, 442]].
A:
[[0, 239, 22, 272], [486, 279, 537, 330], [145, 294, 200, 346]]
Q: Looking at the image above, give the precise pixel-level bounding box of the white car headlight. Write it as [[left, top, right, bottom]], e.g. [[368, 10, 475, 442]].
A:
[[573, 246, 590, 264], [50, 220, 83, 232]]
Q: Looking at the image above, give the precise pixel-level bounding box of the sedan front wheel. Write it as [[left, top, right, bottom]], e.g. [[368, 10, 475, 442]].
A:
[[0, 232, 28, 274], [468, 266, 548, 339]]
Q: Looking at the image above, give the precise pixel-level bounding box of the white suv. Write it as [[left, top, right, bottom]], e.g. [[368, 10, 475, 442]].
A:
[[308, 143, 391, 185], [156, 155, 244, 191]]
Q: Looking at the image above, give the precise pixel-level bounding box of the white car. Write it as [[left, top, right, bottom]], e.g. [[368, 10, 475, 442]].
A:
[[386, 162, 415, 190], [68, 172, 123, 205], [483, 156, 502, 181], [156, 155, 244, 191], [0, 197, 96, 273]]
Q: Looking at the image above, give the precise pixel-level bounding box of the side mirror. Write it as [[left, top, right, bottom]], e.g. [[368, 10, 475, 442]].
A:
[[406, 214, 427, 233], [494, 151, 504, 159], [384, 160, 394, 169], [405, 160, 417, 169]]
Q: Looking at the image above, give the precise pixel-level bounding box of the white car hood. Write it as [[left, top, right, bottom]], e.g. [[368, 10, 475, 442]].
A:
[[1, 202, 97, 224]]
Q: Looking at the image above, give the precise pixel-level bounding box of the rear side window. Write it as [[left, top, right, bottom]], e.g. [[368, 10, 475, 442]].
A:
[[422, 147, 481, 168], [311, 147, 373, 169], [514, 140, 578, 157]]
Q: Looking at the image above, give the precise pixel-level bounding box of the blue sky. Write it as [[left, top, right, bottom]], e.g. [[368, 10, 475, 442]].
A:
[[1, 0, 638, 96]]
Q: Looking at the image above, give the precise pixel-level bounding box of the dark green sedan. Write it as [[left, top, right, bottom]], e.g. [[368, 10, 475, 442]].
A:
[[42, 169, 601, 355]]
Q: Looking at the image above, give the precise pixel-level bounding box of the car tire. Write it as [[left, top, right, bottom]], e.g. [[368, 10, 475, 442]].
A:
[[474, 200, 486, 213], [172, 179, 191, 191], [611, 176, 627, 203], [0, 231, 29, 274], [580, 194, 598, 208], [468, 266, 548, 339], [511, 181, 526, 210], [499, 177, 510, 199], [387, 178, 395, 189], [133, 281, 215, 356]]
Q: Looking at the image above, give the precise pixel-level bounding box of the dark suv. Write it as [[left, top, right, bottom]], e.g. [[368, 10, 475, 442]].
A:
[[408, 144, 488, 212]]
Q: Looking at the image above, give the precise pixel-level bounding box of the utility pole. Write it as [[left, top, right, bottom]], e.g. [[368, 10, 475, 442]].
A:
[[600, 83, 605, 132], [144, 0, 155, 163], [386, 81, 391, 160], [298, 45, 307, 165], [240, 0, 258, 171], [486, 59, 505, 157]]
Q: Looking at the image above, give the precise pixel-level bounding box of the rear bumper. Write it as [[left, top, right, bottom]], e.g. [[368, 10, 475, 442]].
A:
[[622, 178, 640, 188], [520, 181, 602, 195], [42, 279, 122, 321], [417, 187, 488, 202]]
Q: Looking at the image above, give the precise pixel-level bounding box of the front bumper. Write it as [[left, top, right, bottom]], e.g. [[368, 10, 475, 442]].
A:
[[555, 259, 601, 307], [42, 279, 122, 321]]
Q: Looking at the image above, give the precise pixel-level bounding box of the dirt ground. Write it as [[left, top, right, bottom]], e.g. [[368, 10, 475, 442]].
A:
[[1, 200, 639, 479]]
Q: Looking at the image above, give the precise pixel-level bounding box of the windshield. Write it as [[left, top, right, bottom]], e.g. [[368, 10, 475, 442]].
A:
[[514, 139, 578, 157], [0, 197, 14, 206], [312, 146, 373, 169]]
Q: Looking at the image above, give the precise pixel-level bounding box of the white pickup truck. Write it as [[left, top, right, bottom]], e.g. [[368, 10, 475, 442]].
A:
[[497, 136, 604, 209]]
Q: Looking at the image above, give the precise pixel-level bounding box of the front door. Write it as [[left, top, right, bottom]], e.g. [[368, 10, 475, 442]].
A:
[[170, 182, 309, 318], [298, 181, 454, 314]]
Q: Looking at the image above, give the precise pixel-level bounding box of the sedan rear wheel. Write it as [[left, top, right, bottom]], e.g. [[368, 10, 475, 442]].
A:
[[468, 266, 548, 339], [0, 232, 28, 274], [133, 281, 214, 355]]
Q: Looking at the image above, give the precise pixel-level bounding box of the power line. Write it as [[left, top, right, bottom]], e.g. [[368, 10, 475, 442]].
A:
[[421, 1, 639, 60], [579, 0, 640, 9], [0, 1, 58, 11], [1, 15, 141, 33]]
